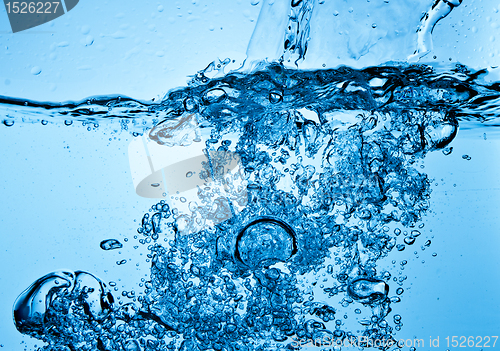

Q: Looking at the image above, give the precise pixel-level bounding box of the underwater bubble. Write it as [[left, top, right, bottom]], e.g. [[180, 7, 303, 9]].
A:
[[183, 97, 199, 112], [235, 217, 297, 267], [100, 239, 123, 251], [13, 270, 113, 336], [73, 271, 114, 320], [269, 90, 283, 103], [117, 259, 127, 265], [462, 154, 471, 160], [3, 119, 14, 127], [124, 340, 141, 351], [404, 236, 416, 245], [396, 287, 404, 295], [30, 66, 42, 75], [202, 88, 227, 104], [13, 271, 75, 334], [347, 277, 389, 304], [425, 122, 457, 150]]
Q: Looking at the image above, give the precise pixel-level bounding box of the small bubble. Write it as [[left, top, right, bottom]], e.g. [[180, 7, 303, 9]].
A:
[[432, 252, 437, 257], [442, 147, 453, 155], [3, 120, 14, 127], [186, 171, 194, 178], [64, 120, 73, 126], [269, 90, 283, 103], [30, 66, 42, 75], [81, 25, 91, 34], [41, 120, 48, 125], [371, 23, 377, 28], [404, 236, 415, 245], [100, 239, 123, 251], [157, 5, 164, 12], [151, 183, 160, 187], [250, 0, 260, 5], [462, 154, 471, 160], [117, 259, 127, 265], [396, 287, 404, 295]]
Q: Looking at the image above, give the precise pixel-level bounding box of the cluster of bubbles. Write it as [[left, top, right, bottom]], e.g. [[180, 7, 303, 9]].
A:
[[10, 61, 500, 351]]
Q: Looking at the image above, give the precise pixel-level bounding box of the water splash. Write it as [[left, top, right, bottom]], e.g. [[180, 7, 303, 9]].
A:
[[8, 61, 500, 351]]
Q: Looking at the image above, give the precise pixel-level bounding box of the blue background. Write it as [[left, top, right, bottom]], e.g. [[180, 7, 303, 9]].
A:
[[1, 1, 499, 350]]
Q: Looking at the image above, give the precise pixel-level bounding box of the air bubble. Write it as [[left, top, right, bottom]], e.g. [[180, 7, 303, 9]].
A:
[[100, 239, 123, 251], [269, 90, 283, 103], [30, 66, 41, 75], [235, 217, 297, 267], [347, 277, 389, 304]]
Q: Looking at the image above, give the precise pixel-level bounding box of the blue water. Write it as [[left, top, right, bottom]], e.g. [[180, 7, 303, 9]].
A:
[[1, 1, 500, 351], [3, 61, 500, 351]]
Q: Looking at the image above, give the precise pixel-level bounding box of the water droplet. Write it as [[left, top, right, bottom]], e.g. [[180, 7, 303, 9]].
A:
[[100, 239, 123, 251], [41, 120, 48, 125], [372, 23, 377, 28], [3, 120, 14, 127], [347, 277, 389, 304], [30, 66, 41, 75]]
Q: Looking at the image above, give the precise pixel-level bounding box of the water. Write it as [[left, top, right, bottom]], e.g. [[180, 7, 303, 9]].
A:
[[4, 60, 500, 351], [2, 1, 500, 350]]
